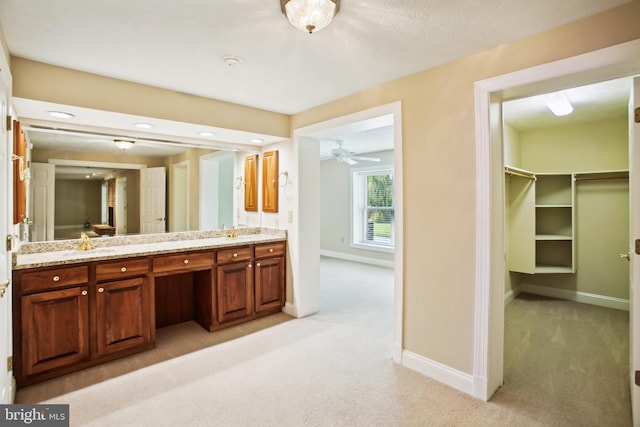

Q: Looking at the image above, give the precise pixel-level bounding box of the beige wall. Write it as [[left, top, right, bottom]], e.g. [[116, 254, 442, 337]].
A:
[[291, 2, 640, 373], [320, 150, 395, 263], [11, 57, 290, 138], [54, 179, 101, 227]]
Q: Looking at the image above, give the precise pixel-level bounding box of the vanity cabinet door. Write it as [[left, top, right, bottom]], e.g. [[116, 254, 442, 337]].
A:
[[96, 277, 151, 356], [254, 256, 284, 313], [21, 286, 90, 376], [216, 261, 253, 323]]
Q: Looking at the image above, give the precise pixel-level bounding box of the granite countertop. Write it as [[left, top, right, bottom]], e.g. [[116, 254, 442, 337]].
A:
[[13, 228, 286, 270]]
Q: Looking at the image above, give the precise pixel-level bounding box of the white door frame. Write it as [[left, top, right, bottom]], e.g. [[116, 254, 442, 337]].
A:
[[290, 101, 404, 362], [474, 39, 640, 401]]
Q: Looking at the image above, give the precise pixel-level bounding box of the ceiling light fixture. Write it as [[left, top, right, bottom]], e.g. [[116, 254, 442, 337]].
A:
[[543, 92, 573, 116], [48, 111, 75, 119], [222, 56, 242, 67], [281, 0, 340, 34], [199, 131, 215, 137], [250, 138, 264, 144], [133, 122, 153, 129], [114, 139, 135, 150]]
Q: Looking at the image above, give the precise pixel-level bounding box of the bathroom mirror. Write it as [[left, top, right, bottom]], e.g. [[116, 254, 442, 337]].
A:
[[24, 127, 246, 242]]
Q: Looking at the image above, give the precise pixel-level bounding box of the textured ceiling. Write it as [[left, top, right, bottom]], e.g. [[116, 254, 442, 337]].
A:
[[0, 0, 634, 167], [0, 0, 631, 114]]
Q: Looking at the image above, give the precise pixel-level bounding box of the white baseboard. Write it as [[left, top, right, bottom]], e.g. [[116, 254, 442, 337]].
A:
[[320, 249, 394, 269], [282, 302, 298, 318], [504, 287, 521, 305], [521, 283, 629, 311], [402, 350, 474, 395]]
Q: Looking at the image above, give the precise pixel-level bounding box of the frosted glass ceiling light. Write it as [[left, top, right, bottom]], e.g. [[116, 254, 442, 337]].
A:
[[543, 92, 573, 116], [114, 139, 135, 150], [281, 0, 339, 34]]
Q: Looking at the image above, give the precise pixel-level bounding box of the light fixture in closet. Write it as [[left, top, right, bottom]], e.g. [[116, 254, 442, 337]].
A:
[[543, 92, 573, 116]]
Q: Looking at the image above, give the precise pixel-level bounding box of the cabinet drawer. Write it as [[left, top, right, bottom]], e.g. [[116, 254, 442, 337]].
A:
[[96, 258, 149, 281], [153, 252, 214, 273], [255, 241, 286, 259], [21, 266, 89, 294], [217, 246, 252, 264]]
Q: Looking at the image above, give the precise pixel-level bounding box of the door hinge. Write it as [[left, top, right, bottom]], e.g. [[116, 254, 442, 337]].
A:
[[6, 356, 12, 372], [6, 235, 12, 252], [636, 239, 640, 255], [5, 115, 11, 131], [636, 107, 640, 124]]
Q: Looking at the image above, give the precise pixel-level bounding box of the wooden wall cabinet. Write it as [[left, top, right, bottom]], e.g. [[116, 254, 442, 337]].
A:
[[244, 154, 258, 211], [262, 150, 279, 213], [13, 119, 27, 224]]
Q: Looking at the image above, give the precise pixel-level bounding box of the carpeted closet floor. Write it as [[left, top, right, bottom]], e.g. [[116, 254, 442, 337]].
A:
[[14, 257, 631, 426]]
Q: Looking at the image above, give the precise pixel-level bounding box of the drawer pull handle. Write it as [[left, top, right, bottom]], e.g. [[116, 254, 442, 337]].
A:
[[269, 248, 274, 253], [256, 262, 261, 267], [184, 259, 189, 264], [121, 267, 127, 273], [98, 287, 104, 293], [52, 275, 60, 282], [233, 253, 238, 258], [81, 290, 88, 296]]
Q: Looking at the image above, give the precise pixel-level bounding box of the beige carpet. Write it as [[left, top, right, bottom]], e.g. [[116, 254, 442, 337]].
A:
[[15, 258, 631, 426]]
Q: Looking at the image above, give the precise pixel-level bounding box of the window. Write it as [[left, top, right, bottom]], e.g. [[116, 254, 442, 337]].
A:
[[352, 167, 394, 251]]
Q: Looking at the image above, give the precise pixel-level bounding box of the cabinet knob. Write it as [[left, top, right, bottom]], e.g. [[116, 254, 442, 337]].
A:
[[81, 290, 88, 296], [52, 275, 60, 282], [269, 248, 274, 253], [248, 264, 252, 268], [183, 259, 189, 264], [98, 287, 104, 293], [233, 253, 238, 258], [120, 267, 127, 272]]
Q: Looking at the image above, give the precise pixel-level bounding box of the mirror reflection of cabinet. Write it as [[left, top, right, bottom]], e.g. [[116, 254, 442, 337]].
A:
[[262, 150, 278, 213], [13, 120, 27, 224], [244, 154, 258, 211]]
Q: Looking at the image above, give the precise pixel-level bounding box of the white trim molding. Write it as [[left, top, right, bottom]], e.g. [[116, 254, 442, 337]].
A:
[[474, 39, 640, 402], [320, 250, 395, 269], [402, 350, 474, 395], [521, 283, 629, 311]]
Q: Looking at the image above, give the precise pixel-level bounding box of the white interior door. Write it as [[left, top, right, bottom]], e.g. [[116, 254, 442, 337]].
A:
[[630, 76, 640, 425], [0, 65, 13, 403], [140, 167, 166, 234], [30, 162, 55, 241]]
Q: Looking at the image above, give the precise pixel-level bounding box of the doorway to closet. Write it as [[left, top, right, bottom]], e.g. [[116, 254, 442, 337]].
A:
[[500, 77, 632, 423]]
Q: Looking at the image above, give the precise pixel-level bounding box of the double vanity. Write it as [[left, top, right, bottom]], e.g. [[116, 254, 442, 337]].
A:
[[11, 228, 287, 386]]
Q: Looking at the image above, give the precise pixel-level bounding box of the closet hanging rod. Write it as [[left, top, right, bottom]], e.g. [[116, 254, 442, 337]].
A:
[[574, 175, 629, 182], [504, 167, 535, 180]]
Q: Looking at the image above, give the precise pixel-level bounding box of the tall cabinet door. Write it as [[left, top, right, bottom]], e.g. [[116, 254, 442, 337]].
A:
[[96, 277, 151, 356], [255, 256, 284, 312], [21, 286, 90, 376], [508, 175, 536, 274]]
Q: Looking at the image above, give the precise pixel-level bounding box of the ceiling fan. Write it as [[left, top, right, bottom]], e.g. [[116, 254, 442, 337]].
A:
[[331, 140, 381, 165]]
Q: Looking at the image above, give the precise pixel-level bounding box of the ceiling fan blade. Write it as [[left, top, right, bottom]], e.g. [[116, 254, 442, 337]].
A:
[[351, 156, 381, 162], [344, 157, 357, 165]]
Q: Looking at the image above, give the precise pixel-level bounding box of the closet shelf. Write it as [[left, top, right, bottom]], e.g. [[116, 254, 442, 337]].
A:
[[535, 234, 572, 241], [535, 204, 572, 208], [535, 265, 574, 274]]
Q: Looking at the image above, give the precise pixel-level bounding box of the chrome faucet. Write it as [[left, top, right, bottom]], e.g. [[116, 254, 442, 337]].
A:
[[77, 232, 95, 251], [227, 226, 236, 238]]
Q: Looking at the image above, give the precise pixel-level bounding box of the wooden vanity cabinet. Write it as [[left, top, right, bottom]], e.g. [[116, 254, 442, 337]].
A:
[[20, 285, 90, 377], [95, 258, 152, 357], [254, 242, 286, 313], [216, 247, 253, 324], [13, 239, 286, 386]]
